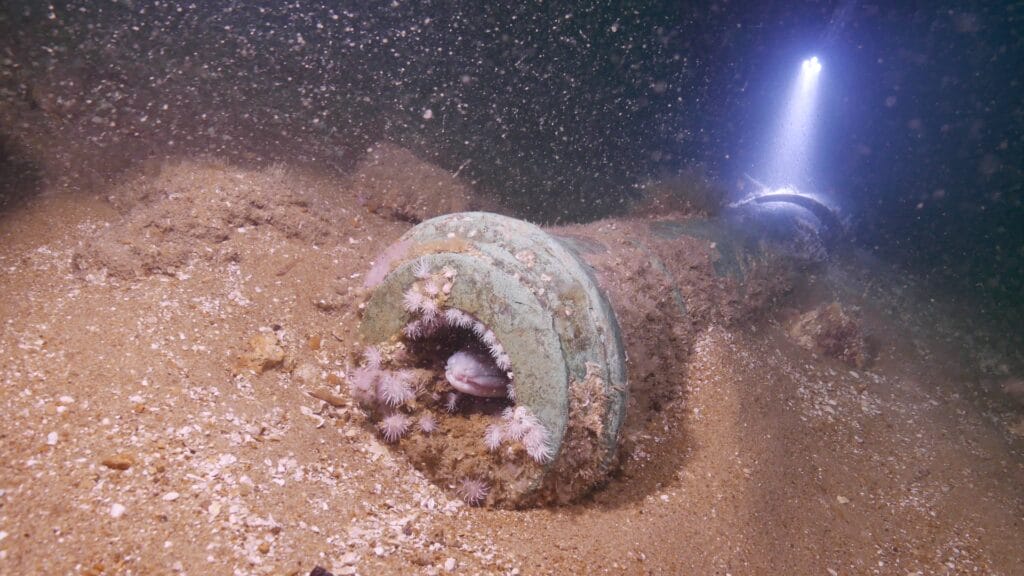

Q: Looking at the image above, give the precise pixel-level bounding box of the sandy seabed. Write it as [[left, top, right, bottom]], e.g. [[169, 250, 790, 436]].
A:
[[0, 152, 1022, 575]]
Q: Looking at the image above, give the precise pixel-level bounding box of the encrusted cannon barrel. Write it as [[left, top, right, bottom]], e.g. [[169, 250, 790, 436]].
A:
[[357, 212, 627, 507], [352, 211, 803, 507]]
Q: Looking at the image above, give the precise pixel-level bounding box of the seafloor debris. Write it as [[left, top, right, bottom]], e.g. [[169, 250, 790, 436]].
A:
[[234, 332, 286, 374], [100, 454, 134, 471], [788, 302, 869, 368]]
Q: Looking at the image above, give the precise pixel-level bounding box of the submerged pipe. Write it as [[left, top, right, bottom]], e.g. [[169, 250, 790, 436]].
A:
[[353, 210, 821, 507]]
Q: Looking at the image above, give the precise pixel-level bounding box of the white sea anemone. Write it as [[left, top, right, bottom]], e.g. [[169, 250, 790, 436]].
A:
[[413, 259, 432, 280], [379, 413, 411, 443], [504, 406, 537, 441], [494, 353, 511, 371], [496, 406, 553, 463], [523, 424, 554, 463], [484, 424, 505, 451], [418, 414, 438, 434], [444, 308, 474, 329], [456, 477, 489, 506], [443, 308, 461, 325], [377, 371, 414, 407], [444, 392, 460, 412], [403, 321, 424, 339], [471, 321, 487, 337], [419, 297, 438, 319], [419, 313, 443, 337], [363, 345, 383, 370], [505, 419, 529, 441], [349, 366, 378, 404], [402, 288, 425, 313], [422, 281, 440, 297]]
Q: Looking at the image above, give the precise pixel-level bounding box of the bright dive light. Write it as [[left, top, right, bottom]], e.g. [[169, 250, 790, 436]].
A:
[[762, 55, 823, 191]]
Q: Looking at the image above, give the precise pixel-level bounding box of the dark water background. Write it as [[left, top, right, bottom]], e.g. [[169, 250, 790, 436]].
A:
[[1, 1, 1021, 317]]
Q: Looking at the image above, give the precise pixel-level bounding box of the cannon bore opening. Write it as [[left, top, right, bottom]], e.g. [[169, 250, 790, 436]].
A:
[[350, 258, 556, 506]]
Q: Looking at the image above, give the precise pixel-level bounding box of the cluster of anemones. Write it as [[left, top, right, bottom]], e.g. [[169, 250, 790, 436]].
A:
[[400, 259, 453, 339], [484, 406, 554, 464], [401, 259, 515, 399], [348, 344, 437, 443]]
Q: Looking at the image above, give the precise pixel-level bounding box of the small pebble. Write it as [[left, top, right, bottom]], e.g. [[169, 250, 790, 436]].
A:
[[110, 503, 126, 518], [162, 492, 180, 501], [101, 454, 134, 470], [444, 557, 457, 572], [836, 495, 850, 504], [46, 432, 58, 446]]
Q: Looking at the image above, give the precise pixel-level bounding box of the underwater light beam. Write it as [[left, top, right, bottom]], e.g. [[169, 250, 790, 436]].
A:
[[764, 56, 823, 189]]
